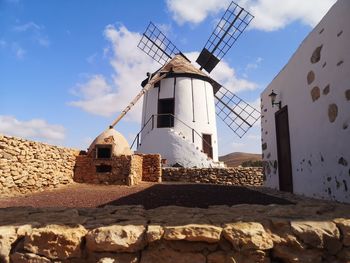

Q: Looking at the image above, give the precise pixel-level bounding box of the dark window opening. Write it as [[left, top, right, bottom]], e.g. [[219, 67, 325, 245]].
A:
[[202, 134, 213, 159], [158, 98, 174, 128], [96, 164, 112, 173], [96, 146, 112, 159]]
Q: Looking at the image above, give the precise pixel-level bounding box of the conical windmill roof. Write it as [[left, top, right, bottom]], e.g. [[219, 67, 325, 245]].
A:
[[142, 54, 221, 93]]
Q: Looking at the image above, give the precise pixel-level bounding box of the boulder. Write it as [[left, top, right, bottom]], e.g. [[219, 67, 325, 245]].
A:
[[0, 226, 18, 263], [223, 222, 273, 250], [334, 218, 350, 246], [291, 221, 340, 249], [23, 225, 87, 260], [163, 224, 222, 243], [86, 225, 146, 253]]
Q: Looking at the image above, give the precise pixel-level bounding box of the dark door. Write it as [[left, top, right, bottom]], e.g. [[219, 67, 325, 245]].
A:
[[275, 106, 293, 193], [157, 98, 174, 128], [202, 134, 213, 159]]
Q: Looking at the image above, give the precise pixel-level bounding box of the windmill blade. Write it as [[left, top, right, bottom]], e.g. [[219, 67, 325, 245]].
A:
[[196, 1, 254, 73], [215, 86, 260, 138], [138, 22, 181, 65]]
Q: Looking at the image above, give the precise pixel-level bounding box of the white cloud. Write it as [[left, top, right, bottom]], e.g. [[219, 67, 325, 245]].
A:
[[245, 57, 263, 71], [13, 21, 50, 47], [13, 22, 41, 32], [166, 0, 230, 25], [11, 43, 26, 59], [186, 51, 257, 93], [70, 25, 257, 124], [69, 25, 159, 122], [166, 0, 336, 31], [0, 115, 65, 144], [86, 53, 98, 64]]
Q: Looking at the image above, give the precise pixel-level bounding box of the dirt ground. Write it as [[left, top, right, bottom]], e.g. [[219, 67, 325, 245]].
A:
[[0, 182, 293, 209]]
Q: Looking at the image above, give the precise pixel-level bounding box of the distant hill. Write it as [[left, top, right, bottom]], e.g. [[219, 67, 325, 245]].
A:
[[219, 152, 262, 167]]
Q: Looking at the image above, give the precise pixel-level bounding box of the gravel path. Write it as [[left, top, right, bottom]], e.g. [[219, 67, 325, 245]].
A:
[[0, 182, 292, 209]]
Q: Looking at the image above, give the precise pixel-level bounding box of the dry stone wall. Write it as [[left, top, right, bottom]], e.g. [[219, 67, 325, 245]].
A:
[[138, 154, 162, 182], [0, 135, 79, 195], [0, 203, 349, 263], [74, 154, 161, 186], [74, 154, 143, 186], [163, 167, 264, 186]]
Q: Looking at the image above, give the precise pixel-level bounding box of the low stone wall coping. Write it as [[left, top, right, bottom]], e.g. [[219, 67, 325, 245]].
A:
[[0, 203, 349, 263]]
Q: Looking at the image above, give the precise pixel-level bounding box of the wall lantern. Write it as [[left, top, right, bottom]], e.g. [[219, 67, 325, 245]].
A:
[[268, 90, 281, 110]]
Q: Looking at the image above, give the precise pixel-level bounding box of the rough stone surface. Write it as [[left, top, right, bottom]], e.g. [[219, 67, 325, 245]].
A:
[[163, 224, 222, 243], [223, 222, 273, 250], [10, 252, 51, 263], [86, 225, 146, 253], [291, 221, 340, 249], [141, 247, 206, 263], [335, 218, 350, 246], [323, 84, 330, 95], [311, 86, 321, 101], [74, 153, 160, 186], [311, 45, 322, 64], [163, 167, 263, 186], [328, 104, 338, 123], [346, 89, 350, 101], [307, 70, 315, 85], [0, 201, 349, 262], [0, 135, 79, 195], [0, 226, 17, 263], [23, 225, 87, 260]]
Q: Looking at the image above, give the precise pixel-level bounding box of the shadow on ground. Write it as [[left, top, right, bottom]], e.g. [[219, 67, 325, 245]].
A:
[[100, 183, 293, 209]]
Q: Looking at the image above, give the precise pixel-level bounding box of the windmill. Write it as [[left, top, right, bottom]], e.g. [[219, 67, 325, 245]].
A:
[[108, 1, 260, 168]]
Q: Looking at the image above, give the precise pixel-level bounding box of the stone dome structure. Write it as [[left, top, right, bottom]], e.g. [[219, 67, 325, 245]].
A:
[[88, 128, 132, 156]]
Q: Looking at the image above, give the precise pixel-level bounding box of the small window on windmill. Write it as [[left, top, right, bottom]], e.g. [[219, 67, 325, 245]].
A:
[[96, 145, 112, 159]]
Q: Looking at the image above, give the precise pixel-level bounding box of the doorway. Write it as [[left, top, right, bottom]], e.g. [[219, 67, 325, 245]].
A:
[[202, 134, 213, 159], [157, 98, 174, 128], [275, 106, 293, 193]]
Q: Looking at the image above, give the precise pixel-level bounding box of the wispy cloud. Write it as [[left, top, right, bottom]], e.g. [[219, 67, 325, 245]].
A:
[[69, 24, 257, 122], [245, 57, 263, 71], [11, 43, 26, 59], [166, 0, 336, 31], [0, 115, 65, 144], [13, 22, 41, 32], [13, 21, 50, 47], [86, 53, 98, 64], [69, 24, 159, 122]]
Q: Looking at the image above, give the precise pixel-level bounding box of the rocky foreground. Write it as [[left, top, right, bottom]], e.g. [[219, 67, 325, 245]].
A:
[[0, 198, 349, 263]]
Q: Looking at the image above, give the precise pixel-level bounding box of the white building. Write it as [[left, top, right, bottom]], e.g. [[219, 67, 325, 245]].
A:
[[261, 0, 350, 203], [136, 55, 221, 168]]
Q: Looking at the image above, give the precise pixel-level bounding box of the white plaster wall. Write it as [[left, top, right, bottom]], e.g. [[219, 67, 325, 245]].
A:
[[137, 128, 215, 167], [261, 0, 350, 203], [139, 75, 219, 166], [141, 86, 158, 140]]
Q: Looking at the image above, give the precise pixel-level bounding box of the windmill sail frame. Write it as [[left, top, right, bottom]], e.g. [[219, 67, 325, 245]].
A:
[[196, 1, 254, 73], [135, 2, 259, 139], [138, 22, 180, 65]]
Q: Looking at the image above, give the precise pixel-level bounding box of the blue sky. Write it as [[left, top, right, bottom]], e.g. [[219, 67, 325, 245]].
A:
[[0, 0, 336, 154]]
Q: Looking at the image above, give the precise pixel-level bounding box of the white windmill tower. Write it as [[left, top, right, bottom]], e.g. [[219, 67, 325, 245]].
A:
[[108, 2, 260, 168]]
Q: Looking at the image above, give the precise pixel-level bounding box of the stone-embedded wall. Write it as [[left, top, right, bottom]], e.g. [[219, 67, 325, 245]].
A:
[[74, 154, 143, 186], [0, 134, 79, 195], [138, 154, 162, 182], [261, 0, 350, 203], [0, 204, 349, 263], [162, 167, 263, 186]]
